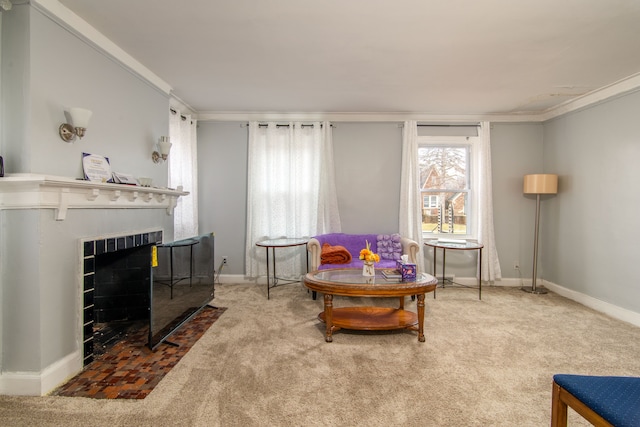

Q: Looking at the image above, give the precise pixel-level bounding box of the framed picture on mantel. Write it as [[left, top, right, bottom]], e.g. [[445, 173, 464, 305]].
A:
[[82, 152, 113, 183]]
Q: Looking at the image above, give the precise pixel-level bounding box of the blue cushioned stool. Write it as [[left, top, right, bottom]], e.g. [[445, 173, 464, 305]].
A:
[[552, 374, 640, 427]]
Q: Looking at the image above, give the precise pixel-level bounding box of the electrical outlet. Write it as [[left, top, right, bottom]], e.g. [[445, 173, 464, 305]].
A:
[[222, 256, 228, 265], [513, 261, 520, 270]]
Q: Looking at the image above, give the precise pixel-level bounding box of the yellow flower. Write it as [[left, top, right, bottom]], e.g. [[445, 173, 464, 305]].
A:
[[359, 240, 380, 263]]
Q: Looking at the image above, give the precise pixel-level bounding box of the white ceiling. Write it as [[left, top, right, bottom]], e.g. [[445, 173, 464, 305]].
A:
[[56, 0, 640, 118]]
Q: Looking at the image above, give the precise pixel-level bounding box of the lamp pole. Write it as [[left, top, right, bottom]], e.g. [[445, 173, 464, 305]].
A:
[[525, 193, 547, 294]]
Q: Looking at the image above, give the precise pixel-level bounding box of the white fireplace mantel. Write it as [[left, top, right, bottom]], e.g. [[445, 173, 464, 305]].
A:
[[0, 174, 189, 220]]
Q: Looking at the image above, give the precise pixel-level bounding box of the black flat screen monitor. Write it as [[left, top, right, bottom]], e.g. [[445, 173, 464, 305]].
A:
[[149, 233, 215, 349]]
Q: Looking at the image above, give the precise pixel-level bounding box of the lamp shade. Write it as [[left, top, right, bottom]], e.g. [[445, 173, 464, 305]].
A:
[[69, 108, 92, 128], [158, 136, 172, 155], [523, 174, 558, 194]]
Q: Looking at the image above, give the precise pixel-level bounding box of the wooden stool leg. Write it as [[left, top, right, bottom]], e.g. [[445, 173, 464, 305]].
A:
[[551, 381, 568, 427]]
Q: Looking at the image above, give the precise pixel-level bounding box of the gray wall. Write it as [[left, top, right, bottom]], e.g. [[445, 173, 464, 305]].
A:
[[491, 123, 545, 282], [2, 5, 170, 182], [197, 122, 248, 274], [543, 90, 640, 313], [0, 5, 174, 379], [333, 123, 402, 233], [197, 121, 545, 281]]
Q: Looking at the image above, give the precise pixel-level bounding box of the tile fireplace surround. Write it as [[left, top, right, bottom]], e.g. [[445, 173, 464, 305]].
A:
[[0, 174, 188, 396]]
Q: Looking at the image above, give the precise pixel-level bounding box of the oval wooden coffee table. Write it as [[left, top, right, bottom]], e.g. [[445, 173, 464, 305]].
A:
[[303, 269, 437, 342]]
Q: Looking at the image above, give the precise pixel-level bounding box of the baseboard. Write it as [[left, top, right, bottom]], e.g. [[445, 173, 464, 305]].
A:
[[0, 371, 43, 396], [218, 274, 640, 329], [475, 277, 640, 327], [217, 274, 312, 285], [217, 274, 256, 284], [440, 276, 522, 287], [496, 278, 525, 287], [0, 351, 82, 396], [543, 280, 640, 328]]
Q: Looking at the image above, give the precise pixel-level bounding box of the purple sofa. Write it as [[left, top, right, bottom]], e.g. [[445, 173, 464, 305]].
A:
[[307, 233, 419, 271]]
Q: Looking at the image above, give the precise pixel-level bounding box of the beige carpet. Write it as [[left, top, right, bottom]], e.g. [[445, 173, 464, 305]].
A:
[[2, 282, 640, 426]]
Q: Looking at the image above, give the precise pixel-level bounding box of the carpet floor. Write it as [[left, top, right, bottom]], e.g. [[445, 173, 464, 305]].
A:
[[52, 305, 226, 399], [2, 283, 640, 426]]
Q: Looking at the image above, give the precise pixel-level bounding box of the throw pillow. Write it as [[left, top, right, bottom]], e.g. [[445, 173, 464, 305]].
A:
[[377, 234, 402, 260]]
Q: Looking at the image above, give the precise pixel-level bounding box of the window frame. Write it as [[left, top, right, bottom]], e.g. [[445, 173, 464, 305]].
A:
[[422, 194, 439, 209], [417, 135, 479, 240]]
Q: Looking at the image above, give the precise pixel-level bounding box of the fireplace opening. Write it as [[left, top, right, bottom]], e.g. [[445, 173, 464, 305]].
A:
[[82, 231, 215, 364], [93, 320, 145, 357], [82, 231, 162, 365], [93, 244, 153, 355]]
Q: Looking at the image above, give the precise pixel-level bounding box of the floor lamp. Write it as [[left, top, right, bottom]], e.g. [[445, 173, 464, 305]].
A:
[[523, 174, 558, 294]]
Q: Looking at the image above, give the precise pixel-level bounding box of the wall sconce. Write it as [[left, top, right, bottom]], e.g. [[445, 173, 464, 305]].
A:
[[152, 136, 172, 163], [59, 107, 93, 142]]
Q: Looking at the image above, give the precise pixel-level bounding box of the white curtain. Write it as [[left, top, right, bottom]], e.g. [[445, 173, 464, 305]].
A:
[[399, 120, 426, 273], [245, 122, 341, 278], [168, 108, 198, 240], [317, 123, 342, 234], [477, 122, 502, 282]]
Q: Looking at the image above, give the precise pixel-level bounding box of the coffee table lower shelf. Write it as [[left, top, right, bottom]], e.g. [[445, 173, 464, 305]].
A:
[[318, 306, 418, 333]]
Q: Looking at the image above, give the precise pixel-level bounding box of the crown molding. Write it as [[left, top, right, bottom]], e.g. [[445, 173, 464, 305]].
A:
[[31, 0, 172, 96], [194, 111, 544, 123], [169, 94, 197, 116], [539, 72, 640, 121], [30, 1, 640, 125]]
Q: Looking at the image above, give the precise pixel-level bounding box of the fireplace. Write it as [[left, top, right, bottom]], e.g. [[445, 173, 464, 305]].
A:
[[82, 230, 163, 365], [0, 175, 189, 396]]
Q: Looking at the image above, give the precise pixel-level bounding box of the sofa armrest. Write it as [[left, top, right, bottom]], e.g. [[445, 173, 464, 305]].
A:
[[400, 237, 419, 265], [307, 238, 322, 271]]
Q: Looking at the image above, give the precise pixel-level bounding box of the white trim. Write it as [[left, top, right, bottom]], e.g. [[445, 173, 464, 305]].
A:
[[195, 111, 544, 123], [447, 277, 640, 328], [540, 72, 640, 121], [0, 174, 188, 219], [491, 278, 522, 287], [449, 277, 521, 287], [0, 371, 42, 396], [218, 274, 255, 284], [543, 280, 640, 328], [170, 94, 197, 117], [41, 351, 82, 396], [417, 136, 478, 241], [30, 0, 172, 95], [0, 351, 81, 396]]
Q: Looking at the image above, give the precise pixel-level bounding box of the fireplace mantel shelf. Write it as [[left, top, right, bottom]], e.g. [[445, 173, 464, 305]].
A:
[[0, 174, 189, 220]]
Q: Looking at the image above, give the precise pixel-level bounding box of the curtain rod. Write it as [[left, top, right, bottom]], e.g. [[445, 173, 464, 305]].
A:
[[417, 124, 480, 127], [169, 108, 187, 121], [241, 123, 334, 128], [398, 123, 481, 128]]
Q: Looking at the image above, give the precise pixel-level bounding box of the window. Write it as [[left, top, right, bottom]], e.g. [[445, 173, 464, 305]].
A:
[[423, 195, 439, 209], [418, 136, 477, 238], [245, 122, 340, 278]]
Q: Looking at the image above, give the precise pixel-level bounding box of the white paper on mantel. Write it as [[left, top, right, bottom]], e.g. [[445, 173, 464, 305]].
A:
[[82, 153, 112, 182]]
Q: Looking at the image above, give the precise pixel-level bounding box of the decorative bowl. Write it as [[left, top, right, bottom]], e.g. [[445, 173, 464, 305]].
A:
[[138, 177, 153, 187]]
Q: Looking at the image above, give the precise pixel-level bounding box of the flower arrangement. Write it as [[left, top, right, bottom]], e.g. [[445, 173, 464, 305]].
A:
[[359, 240, 380, 264]]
